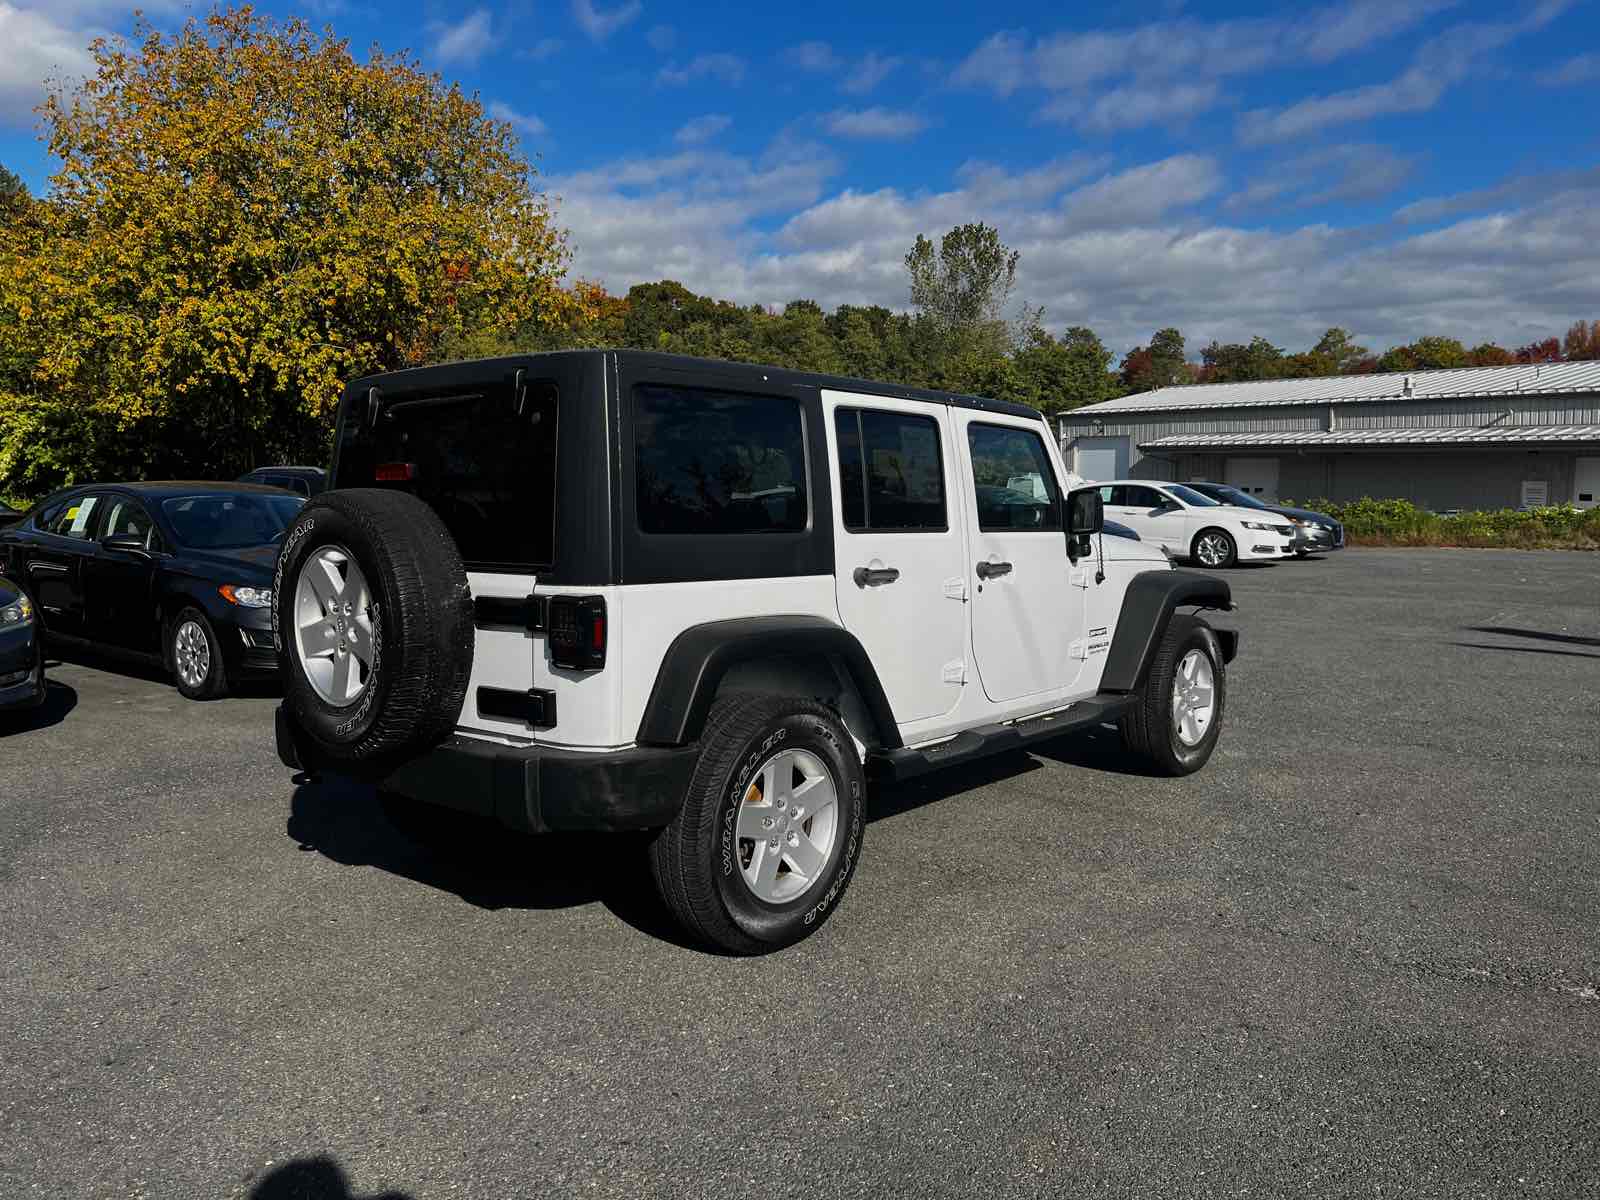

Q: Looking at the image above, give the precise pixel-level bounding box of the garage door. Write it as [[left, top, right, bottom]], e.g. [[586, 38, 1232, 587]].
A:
[[1226, 457, 1280, 498], [1576, 457, 1600, 510], [1073, 436, 1129, 482]]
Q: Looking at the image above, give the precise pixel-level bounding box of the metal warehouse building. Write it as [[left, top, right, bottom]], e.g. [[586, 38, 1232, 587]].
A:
[[1058, 361, 1600, 512]]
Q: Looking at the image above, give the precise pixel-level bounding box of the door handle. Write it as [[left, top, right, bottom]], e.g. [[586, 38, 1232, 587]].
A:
[[852, 566, 900, 587], [975, 560, 1013, 579]]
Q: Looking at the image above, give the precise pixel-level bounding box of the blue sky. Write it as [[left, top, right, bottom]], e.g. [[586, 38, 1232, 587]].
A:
[[2, 0, 1598, 354]]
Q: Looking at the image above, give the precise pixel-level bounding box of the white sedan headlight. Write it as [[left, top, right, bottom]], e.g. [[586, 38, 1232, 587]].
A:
[[1, 595, 34, 626], [219, 584, 273, 608], [1241, 521, 1282, 531]]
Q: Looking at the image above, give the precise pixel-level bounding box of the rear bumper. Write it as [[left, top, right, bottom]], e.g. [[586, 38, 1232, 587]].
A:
[[276, 705, 699, 833]]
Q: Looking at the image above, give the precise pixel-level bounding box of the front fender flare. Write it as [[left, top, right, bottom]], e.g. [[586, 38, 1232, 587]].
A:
[[636, 615, 901, 749], [1100, 569, 1235, 694]]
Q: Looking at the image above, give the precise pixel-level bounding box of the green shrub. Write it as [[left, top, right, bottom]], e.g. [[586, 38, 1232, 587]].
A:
[[1278, 496, 1599, 549]]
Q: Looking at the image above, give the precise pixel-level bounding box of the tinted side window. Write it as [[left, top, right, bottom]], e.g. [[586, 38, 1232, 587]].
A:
[[102, 498, 155, 546], [1124, 486, 1163, 508], [967, 424, 1061, 532], [47, 493, 104, 540], [635, 385, 807, 535], [1097, 485, 1124, 506], [835, 409, 946, 532]]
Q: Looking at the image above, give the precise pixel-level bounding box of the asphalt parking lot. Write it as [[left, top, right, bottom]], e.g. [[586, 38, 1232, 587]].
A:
[[2, 548, 1597, 1198]]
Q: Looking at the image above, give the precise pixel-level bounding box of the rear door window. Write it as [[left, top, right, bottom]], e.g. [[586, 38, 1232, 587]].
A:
[[835, 409, 946, 532], [48, 493, 104, 540], [634, 385, 808, 534], [341, 383, 559, 569]]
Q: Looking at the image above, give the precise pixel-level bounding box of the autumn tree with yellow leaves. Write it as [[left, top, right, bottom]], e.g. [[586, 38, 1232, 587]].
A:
[[0, 6, 581, 496]]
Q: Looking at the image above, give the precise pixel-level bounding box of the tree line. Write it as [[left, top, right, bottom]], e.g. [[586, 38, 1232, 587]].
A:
[[2, 7, 1595, 502]]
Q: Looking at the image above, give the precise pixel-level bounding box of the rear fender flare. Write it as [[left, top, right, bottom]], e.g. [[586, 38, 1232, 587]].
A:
[[636, 616, 901, 749]]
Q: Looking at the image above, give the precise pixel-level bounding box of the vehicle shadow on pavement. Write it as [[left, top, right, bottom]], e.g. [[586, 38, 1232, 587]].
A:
[[1024, 724, 1172, 778], [1, 680, 76, 735], [1461, 624, 1600, 647], [249, 1155, 412, 1200], [285, 776, 701, 950]]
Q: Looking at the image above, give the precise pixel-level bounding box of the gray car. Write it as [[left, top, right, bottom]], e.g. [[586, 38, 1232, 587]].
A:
[[1184, 482, 1344, 555]]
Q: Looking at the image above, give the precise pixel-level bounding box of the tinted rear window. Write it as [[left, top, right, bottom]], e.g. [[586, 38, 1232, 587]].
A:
[[634, 385, 808, 535], [339, 384, 558, 569]]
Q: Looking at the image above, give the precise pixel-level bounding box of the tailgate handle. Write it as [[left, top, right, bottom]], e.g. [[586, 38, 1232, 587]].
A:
[[474, 593, 548, 630]]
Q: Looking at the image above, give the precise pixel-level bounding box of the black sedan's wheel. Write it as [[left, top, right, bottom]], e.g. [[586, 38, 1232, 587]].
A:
[[1119, 613, 1226, 776], [1192, 528, 1237, 569], [169, 607, 229, 700], [650, 696, 865, 954]]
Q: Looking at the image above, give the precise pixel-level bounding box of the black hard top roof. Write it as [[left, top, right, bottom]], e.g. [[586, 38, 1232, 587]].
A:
[[346, 349, 1044, 422]]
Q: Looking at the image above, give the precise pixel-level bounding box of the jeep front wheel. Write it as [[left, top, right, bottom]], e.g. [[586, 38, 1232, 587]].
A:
[[650, 696, 865, 954], [1118, 613, 1226, 775]]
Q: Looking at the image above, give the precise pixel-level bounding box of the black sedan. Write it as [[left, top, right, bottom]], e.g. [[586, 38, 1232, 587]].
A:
[[0, 500, 23, 529], [236, 465, 327, 497], [0, 483, 304, 699], [1183, 481, 1344, 555], [0, 571, 45, 712]]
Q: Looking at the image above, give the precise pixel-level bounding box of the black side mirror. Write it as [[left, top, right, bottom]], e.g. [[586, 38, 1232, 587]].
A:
[[1067, 487, 1103, 535], [101, 533, 149, 556]]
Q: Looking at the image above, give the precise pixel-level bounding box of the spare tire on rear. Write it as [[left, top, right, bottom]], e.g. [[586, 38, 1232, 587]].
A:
[[272, 488, 473, 770]]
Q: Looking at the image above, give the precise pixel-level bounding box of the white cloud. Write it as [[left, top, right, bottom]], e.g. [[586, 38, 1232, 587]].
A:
[[954, 1, 1457, 98], [550, 140, 1600, 355], [0, 2, 97, 127], [1538, 53, 1599, 86], [658, 53, 745, 87], [1226, 144, 1415, 212], [840, 52, 901, 96], [1039, 80, 1222, 134], [784, 41, 843, 72], [488, 100, 548, 138], [518, 38, 565, 62], [646, 24, 675, 53], [823, 107, 928, 140], [571, 0, 642, 43], [674, 113, 731, 145], [1394, 164, 1600, 225], [431, 9, 496, 66], [1238, 2, 1570, 144]]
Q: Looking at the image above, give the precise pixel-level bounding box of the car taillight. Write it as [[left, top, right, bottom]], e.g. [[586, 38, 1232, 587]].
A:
[[547, 595, 606, 671], [375, 462, 415, 482]]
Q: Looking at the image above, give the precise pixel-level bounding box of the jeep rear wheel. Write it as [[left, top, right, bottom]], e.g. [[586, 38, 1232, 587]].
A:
[[1118, 613, 1226, 775], [273, 488, 474, 771], [650, 696, 865, 954]]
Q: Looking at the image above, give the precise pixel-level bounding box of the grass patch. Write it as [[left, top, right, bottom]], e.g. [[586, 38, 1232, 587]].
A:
[[1283, 497, 1600, 550]]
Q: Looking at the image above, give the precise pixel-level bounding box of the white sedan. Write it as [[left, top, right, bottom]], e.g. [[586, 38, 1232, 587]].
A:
[[1095, 481, 1297, 567]]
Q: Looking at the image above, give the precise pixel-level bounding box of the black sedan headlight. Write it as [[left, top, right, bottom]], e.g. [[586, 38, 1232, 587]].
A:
[[1, 595, 34, 627]]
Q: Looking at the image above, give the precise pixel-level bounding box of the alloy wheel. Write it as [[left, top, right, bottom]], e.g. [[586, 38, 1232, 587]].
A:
[[173, 620, 210, 690], [733, 747, 840, 904], [293, 545, 376, 707], [1171, 649, 1216, 747]]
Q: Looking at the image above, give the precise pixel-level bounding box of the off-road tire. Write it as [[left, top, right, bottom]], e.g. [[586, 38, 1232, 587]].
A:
[[1191, 527, 1237, 569], [168, 607, 229, 700], [649, 696, 865, 955], [1118, 613, 1226, 776], [273, 488, 473, 771]]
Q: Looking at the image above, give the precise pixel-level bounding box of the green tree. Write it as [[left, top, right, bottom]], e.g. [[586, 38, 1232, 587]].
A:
[[1309, 327, 1370, 374], [904, 221, 1019, 356], [1120, 327, 1188, 392], [1013, 325, 1115, 412], [1378, 336, 1468, 372], [0, 6, 579, 496], [0, 163, 27, 223], [1201, 336, 1284, 383]]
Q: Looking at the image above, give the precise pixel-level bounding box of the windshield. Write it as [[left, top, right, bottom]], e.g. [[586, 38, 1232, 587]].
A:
[[162, 493, 305, 549], [1165, 483, 1220, 507], [1211, 485, 1271, 509]]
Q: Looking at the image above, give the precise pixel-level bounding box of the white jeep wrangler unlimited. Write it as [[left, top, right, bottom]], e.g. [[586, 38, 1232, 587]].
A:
[[272, 352, 1238, 953]]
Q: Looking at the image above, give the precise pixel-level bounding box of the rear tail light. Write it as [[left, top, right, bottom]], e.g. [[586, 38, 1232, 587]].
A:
[[547, 596, 606, 671], [375, 462, 416, 482]]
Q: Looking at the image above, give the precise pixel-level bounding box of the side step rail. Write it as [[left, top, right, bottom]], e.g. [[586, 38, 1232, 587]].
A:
[[866, 692, 1138, 784]]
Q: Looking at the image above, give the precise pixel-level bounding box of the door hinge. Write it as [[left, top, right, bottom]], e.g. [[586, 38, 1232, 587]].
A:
[[942, 577, 969, 602], [1069, 568, 1089, 588], [942, 660, 967, 684], [1069, 639, 1088, 660]]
